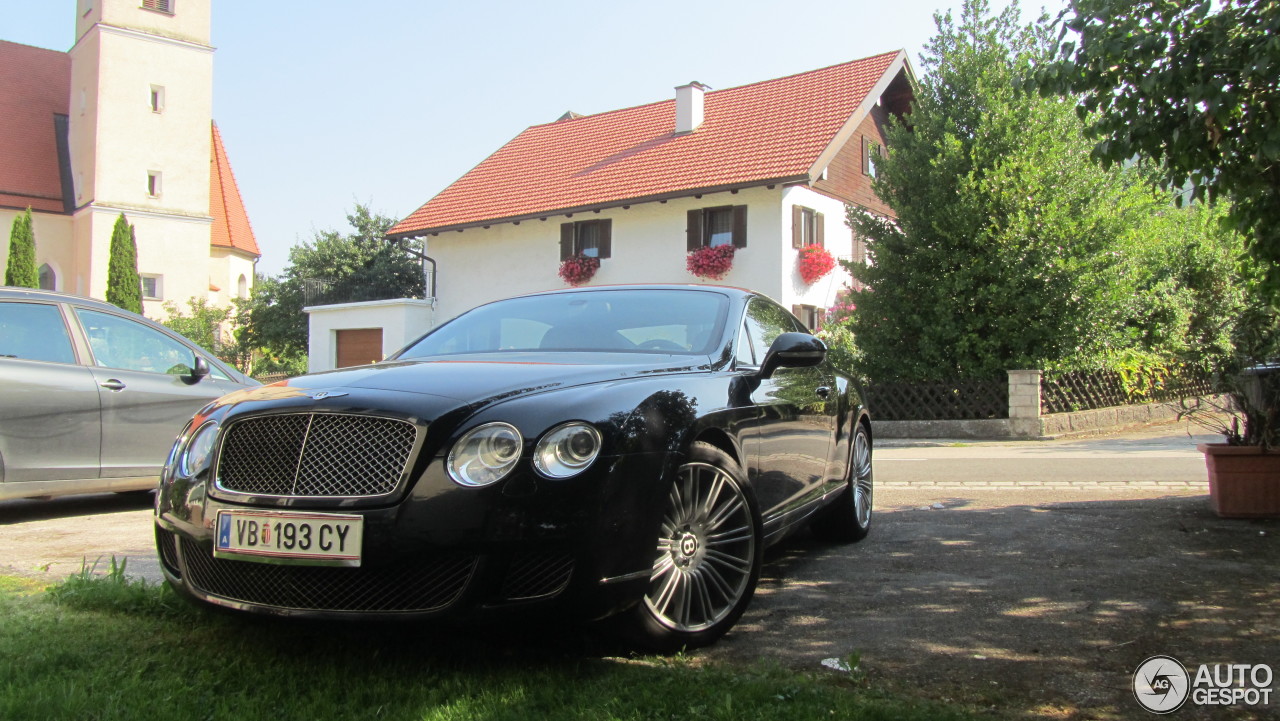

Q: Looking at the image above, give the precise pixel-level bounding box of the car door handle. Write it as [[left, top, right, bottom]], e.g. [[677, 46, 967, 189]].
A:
[[100, 379, 126, 391], [815, 386, 831, 399]]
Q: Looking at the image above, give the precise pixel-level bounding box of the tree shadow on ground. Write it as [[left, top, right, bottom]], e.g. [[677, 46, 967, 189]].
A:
[[703, 495, 1279, 720]]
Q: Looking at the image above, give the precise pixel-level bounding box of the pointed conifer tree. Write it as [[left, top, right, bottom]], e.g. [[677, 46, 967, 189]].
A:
[[106, 213, 143, 313], [4, 208, 38, 288]]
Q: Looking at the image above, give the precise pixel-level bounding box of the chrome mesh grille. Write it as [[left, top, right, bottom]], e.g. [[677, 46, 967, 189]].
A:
[[217, 413, 418, 497], [179, 539, 475, 613]]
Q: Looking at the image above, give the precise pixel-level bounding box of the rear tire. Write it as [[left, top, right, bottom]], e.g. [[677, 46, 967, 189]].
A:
[[624, 441, 762, 651], [810, 420, 872, 543]]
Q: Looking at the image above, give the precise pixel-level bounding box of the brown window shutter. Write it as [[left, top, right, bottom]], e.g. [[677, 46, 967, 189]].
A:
[[815, 211, 825, 248], [560, 223, 574, 260], [597, 220, 612, 259], [732, 205, 747, 248], [791, 206, 803, 248], [687, 209, 704, 251]]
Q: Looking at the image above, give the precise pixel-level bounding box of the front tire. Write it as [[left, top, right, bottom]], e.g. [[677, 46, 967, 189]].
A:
[[626, 441, 762, 651], [810, 420, 873, 542]]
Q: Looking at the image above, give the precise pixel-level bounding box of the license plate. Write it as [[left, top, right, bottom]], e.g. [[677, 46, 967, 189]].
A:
[[214, 510, 363, 566]]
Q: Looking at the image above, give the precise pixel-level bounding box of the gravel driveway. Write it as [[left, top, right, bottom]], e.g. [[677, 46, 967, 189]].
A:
[[2, 423, 1276, 719]]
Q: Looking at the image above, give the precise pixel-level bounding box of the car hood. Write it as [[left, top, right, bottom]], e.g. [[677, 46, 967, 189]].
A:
[[301, 355, 710, 400], [208, 355, 712, 418]]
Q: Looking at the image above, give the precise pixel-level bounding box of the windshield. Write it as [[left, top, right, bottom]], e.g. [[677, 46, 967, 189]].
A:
[[396, 289, 730, 359]]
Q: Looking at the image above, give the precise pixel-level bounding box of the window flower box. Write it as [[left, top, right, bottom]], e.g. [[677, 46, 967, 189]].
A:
[[687, 244, 735, 281], [558, 254, 600, 286], [797, 244, 835, 285]]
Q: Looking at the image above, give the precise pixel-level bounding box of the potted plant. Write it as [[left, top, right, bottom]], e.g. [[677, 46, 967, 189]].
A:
[[1184, 302, 1280, 518], [558, 254, 600, 287], [797, 244, 835, 285], [687, 244, 735, 281]]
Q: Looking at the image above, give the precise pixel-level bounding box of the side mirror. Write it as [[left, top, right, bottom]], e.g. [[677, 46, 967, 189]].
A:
[[759, 332, 827, 379], [187, 355, 211, 384]]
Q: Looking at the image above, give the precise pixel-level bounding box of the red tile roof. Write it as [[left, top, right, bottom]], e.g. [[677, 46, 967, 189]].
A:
[[390, 51, 906, 238], [0, 40, 70, 213], [209, 121, 261, 257]]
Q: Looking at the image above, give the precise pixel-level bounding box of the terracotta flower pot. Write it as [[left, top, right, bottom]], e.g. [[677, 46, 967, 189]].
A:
[[1197, 443, 1280, 518]]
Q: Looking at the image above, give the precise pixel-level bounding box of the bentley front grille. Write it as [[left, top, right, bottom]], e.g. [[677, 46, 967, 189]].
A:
[[216, 413, 418, 498], [179, 539, 475, 613]]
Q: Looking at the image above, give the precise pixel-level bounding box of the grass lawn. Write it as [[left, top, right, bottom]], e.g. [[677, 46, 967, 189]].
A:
[[0, 564, 982, 721]]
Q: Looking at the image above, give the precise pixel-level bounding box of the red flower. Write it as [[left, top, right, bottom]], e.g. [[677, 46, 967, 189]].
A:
[[797, 244, 835, 285], [558, 254, 600, 286], [687, 244, 736, 280]]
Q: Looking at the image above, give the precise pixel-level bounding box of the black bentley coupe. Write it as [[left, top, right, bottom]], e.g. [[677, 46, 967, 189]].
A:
[[155, 285, 873, 649]]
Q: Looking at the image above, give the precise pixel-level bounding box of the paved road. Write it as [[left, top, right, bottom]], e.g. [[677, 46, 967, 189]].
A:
[[0, 421, 1220, 584], [877, 423, 1215, 489]]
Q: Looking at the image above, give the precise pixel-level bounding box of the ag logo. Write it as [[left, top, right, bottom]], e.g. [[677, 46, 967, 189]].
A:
[[1134, 655, 1190, 714]]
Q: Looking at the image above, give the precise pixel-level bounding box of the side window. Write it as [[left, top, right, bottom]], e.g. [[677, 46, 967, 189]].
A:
[[734, 320, 756, 367], [741, 299, 794, 366], [687, 205, 747, 250], [0, 302, 76, 364], [559, 219, 612, 259], [75, 308, 196, 375], [791, 206, 824, 248], [792, 304, 822, 332]]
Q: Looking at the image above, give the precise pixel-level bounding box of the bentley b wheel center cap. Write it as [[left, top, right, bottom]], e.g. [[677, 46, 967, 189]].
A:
[[673, 531, 702, 567]]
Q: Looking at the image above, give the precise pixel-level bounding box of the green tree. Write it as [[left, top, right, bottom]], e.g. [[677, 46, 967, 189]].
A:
[[106, 213, 143, 314], [5, 208, 38, 288], [843, 0, 1168, 382], [1033, 0, 1280, 294], [237, 204, 426, 370]]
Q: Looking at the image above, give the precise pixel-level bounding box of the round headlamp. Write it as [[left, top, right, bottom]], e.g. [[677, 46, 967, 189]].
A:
[[180, 421, 219, 477], [448, 422, 523, 487], [534, 422, 602, 479]]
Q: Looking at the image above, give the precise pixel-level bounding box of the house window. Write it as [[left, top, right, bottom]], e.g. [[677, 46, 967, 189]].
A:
[[140, 274, 162, 300], [147, 171, 161, 198], [863, 136, 887, 177], [686, 205, 747, 251], [237, 274, 248, 299], [792, 304, 823, 333], [38, 264, 57, 291], [142, 0, 174, 13], [559, 219, 612, 259], [791, 206, 824, 248], [150, 85, 165, 113]]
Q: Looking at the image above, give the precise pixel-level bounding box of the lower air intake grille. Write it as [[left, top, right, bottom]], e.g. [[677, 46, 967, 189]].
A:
[[499, 552, 575, 601], [216, 413, 418, 498], [156, 527, 180, 578], [179, 540, 474, 613]]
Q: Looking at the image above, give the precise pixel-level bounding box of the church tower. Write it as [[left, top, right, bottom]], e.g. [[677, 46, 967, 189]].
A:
[[68, 0, 216, 316]]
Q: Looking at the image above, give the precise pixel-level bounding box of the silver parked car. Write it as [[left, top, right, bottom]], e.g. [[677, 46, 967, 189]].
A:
[[0, 287, 258, 500]]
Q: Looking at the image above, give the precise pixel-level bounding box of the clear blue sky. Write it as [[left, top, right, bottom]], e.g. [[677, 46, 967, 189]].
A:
[[6, 0, 1065, 276]]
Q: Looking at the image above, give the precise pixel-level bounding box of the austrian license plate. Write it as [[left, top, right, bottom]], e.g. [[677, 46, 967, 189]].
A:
[[214, 510, 363, 566]]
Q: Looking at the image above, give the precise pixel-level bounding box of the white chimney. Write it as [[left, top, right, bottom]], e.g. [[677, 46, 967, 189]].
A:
[[675, 81, 709, 134]]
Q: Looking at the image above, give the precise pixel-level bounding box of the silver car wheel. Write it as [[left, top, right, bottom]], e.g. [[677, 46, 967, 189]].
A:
[[853, 426, 873, 528], [644, 461, 757, 633]]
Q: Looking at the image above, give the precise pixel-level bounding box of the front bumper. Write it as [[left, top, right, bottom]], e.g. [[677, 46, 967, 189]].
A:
[[155, 450, 670, 621]]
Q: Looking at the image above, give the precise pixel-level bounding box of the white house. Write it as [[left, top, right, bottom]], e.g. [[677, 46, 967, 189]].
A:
[[0, 0, 259, 318], [387, 51, 914, 330]]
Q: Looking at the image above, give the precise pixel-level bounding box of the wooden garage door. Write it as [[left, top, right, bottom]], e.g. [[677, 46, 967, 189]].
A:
[[335, 328, 383, 368]]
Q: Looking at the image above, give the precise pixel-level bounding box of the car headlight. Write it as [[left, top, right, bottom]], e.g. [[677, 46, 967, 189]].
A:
[[534, 422, 602, 479], [164, 421, 193, 473], [448, 422, 523, 487], [180, 421, 219, 477]]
